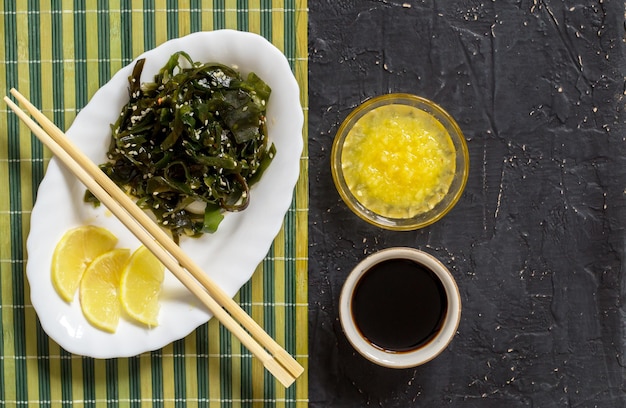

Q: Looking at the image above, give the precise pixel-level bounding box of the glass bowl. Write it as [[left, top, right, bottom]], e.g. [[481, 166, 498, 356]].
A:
[[331, 93, 469, 230]]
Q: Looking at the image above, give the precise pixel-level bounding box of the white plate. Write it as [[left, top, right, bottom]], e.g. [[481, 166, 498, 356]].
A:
[[26, 30, 303, 358]]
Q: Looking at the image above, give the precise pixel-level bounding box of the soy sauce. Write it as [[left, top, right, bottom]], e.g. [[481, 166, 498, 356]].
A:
[[351, 258, 447, 352]]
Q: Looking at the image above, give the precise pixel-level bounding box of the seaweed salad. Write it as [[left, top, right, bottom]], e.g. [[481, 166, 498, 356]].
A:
[[86, 51, 274, 243]]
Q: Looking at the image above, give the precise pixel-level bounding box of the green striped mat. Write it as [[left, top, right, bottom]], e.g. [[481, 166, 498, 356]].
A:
[[0, 1, 308, 407]]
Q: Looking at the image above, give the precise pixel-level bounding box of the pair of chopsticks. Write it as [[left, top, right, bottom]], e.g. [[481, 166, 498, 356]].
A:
[[4, 88, 303, 387]]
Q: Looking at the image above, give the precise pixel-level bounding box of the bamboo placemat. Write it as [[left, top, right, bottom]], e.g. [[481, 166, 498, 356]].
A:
[[0, 1, 308, 406]]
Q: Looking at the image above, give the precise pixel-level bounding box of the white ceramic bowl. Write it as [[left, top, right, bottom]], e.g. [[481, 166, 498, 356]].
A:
[[339, 247, 461, 368]]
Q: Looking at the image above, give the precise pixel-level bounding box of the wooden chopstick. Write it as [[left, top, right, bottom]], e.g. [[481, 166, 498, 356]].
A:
[[5, 88, 303, 387]]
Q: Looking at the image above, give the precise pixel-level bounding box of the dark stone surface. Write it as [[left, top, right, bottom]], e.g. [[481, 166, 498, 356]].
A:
[[308, 1, 625, 406]]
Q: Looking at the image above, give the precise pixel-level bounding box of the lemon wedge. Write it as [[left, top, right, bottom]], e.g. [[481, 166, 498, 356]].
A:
[[119, 245, 164, 327], [79, 248, 130, 333], [51, 225, 118, 302]]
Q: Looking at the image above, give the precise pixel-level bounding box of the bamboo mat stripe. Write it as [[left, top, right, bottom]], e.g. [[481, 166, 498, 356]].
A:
[[0, 1, 308, 407]]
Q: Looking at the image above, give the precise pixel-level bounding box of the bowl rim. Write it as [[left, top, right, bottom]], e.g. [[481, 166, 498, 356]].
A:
[[339, 247, 462, 368], [331, 93, 469, 230]]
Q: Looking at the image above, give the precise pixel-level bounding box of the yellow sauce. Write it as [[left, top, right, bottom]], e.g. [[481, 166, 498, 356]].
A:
[[341, 104, 456, 219]]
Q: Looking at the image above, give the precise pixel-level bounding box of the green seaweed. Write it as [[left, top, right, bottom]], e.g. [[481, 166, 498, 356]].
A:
[[86, 51, 274, 243]]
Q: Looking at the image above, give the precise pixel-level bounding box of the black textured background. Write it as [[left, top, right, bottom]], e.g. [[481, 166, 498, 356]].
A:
[[308, 1, 625, 407]]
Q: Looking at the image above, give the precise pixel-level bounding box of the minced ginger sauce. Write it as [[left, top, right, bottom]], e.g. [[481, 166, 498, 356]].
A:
[[341, 104, 456, 219]]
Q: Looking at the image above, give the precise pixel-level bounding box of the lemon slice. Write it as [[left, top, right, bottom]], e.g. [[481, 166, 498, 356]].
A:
[[79, 248, 130, 333], [51, 225, 118, 302], [120, 246, 164, 327]]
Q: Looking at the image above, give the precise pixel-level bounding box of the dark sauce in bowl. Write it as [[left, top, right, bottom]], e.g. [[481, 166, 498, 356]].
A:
[[351, 258, 448, 352]]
